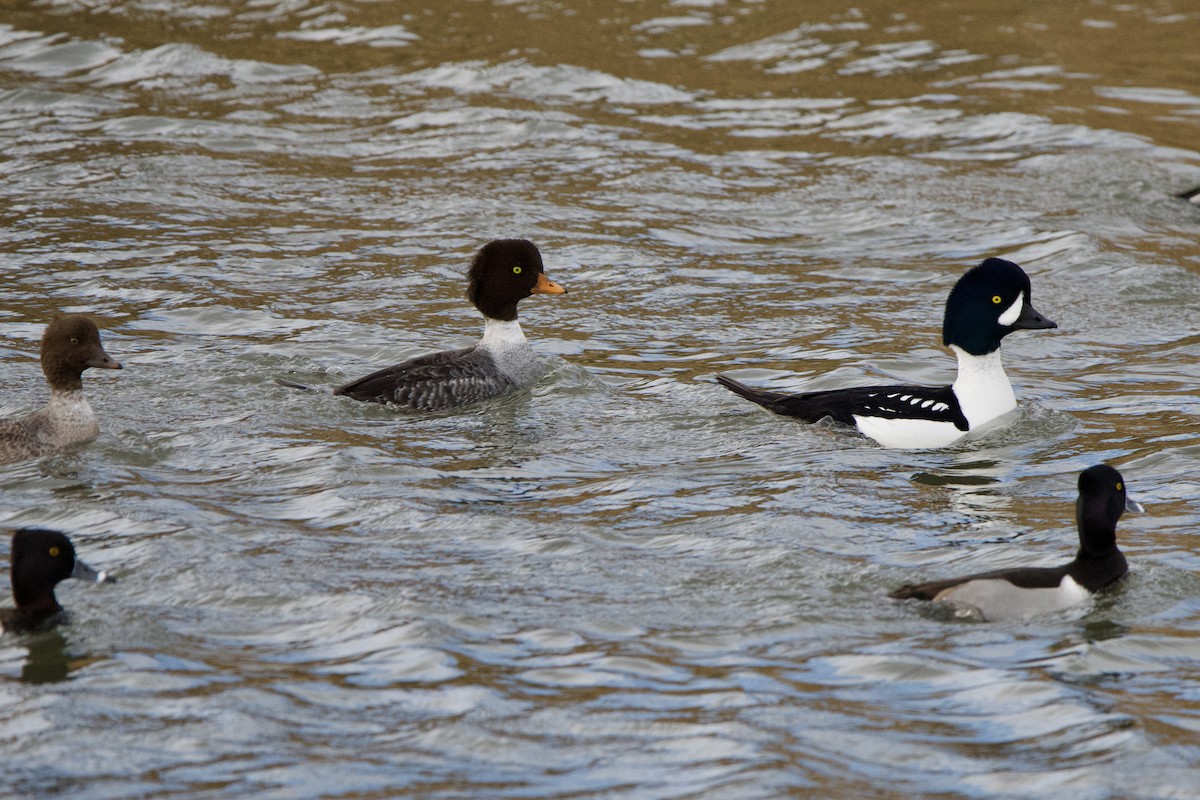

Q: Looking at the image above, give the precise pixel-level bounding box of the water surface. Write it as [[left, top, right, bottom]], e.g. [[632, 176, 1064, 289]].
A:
[[2, 1, 1200, 797]]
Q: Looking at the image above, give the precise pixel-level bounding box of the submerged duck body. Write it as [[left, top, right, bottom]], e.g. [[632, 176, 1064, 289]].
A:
[[890, 465, 1142, 621], [0, 315, 122, 463], [2, 528, 111, 634], [716, 258, 1057, 449], [331, 239, 567, 411]]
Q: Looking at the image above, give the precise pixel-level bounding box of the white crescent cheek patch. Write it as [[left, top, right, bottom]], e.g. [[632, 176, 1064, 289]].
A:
[[997, 293, 1024, 327]]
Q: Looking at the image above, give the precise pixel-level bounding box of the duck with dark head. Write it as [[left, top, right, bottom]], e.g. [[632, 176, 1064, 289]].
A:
[[0, 314, 122, 463], [2, 528, 114, 634], [281, 239, 568, 410]]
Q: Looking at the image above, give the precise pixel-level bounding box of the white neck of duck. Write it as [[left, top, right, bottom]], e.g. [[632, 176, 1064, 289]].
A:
[[950, 345, 1016, 429], [478, 317, 541, 385], [480, 318, 528, 351]]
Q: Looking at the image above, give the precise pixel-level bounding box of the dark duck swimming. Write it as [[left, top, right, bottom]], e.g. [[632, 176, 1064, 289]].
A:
[[286, 239, 567, 411], [890, 465, 1142, 621], [2, 528, 113, 634]]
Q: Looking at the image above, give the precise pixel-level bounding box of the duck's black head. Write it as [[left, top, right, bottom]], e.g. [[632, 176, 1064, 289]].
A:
[[942, 258, 1057, 356], [1075, 464, 1143, 557], [466, 239, 567, 322], [6, 528, 109, 633], [40, 314, 122, 392]]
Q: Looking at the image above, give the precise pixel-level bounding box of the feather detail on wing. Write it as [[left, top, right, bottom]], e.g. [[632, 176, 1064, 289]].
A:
[[0, 412, 47, 462], [334, 346, 513, 410]]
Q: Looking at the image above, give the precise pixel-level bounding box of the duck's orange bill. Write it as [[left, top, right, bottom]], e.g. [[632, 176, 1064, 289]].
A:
[[532, 273, 567, 295]]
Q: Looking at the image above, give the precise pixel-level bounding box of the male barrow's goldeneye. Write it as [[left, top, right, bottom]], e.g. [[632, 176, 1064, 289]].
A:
[[0, 314, 122, 464], [2, 528, 114, 634], [288, 239, 567, 411], [716, 258, 1056, 449], [890, 464, 1142, 622]]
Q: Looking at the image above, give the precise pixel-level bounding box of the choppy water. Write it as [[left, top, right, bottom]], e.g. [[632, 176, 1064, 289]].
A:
[[2, 1, 1200, 797]]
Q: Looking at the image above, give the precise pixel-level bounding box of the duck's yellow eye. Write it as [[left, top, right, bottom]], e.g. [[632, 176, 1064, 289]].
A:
[[1116, 482, 1123, 491], [513, 266, 522, 274], [991, 295, 1002, 305], [48, 546, 60, 557], [70, 337, 79, 345]]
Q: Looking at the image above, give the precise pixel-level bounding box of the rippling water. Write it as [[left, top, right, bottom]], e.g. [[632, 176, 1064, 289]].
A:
[[2, 1, 1200, 797]]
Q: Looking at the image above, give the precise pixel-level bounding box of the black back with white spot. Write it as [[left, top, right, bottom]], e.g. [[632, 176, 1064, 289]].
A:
[[889, 564, 1072, 600], [716, 376, 968, 430]]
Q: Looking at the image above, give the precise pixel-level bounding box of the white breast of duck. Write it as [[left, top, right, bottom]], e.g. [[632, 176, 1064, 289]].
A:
[[950, 346, 1017, 430]]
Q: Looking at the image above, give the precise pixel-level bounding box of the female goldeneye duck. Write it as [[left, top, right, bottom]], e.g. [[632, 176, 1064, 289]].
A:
[[716, 257, 1057, 449], [329, 238, 567, 411], [0, 314, 122, 464], [2, 528, 114, 634], [890, 464, 1143, 622]]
